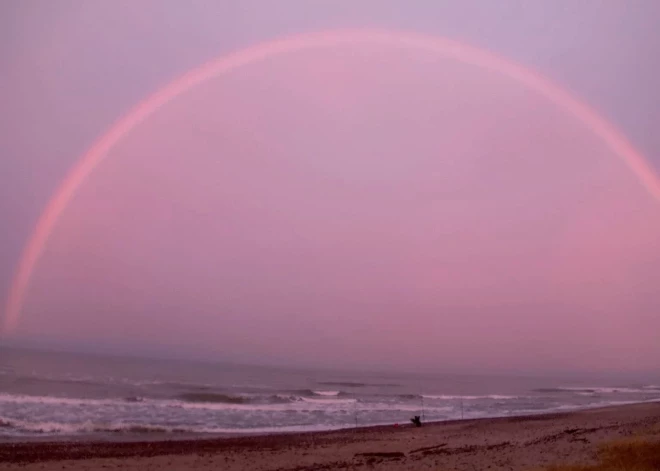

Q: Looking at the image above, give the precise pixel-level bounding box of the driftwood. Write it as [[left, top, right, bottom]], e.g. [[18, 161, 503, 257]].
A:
[[355, 452, 405, 459], [410, 443, 447, 454]]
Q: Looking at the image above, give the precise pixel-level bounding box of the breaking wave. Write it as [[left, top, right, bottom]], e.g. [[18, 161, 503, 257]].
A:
[[317, 382, 368, 388], [0, 416, 202, 435], [176, 393, 249, 404], [317, 381, 401, 388], [533, 386, 660, 395], [422, 394, 519, 400], [0, 416, 355, 436], [300, 396, 357, 404]]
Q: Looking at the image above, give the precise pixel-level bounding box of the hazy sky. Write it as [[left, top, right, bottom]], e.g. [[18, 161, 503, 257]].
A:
[[2, 1, 659, 375]]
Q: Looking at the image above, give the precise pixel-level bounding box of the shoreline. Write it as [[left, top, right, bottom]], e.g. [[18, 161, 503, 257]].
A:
[[2, 398, 657, 446], [0, 407, 595, 448], [2, 402, 660, 469]]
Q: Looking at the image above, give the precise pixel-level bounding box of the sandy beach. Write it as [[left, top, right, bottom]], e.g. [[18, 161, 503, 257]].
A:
[[1, 402, 659, 470]]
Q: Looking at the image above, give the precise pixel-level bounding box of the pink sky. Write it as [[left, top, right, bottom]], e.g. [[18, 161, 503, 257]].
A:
[[2, 2, 660, 375], [11, 40, 659, 374]]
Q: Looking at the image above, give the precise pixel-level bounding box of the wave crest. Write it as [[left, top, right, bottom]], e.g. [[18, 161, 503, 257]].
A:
[[422, 394, 518, 400], [176, 393, 248, 404]]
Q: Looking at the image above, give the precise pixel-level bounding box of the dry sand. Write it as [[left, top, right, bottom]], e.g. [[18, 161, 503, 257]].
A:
[[1, 402, 659, 470]]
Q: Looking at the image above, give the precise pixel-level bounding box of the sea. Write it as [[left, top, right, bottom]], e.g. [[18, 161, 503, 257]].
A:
[[1, 347, 659, 441]]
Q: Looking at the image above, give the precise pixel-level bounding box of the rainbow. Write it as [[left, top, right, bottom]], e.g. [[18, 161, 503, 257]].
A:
[[3, 29, 659, 335]]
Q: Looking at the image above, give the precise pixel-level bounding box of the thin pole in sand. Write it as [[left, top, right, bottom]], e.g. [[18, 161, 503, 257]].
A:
[[421, 394, 425, 422], [354, 399, 358, 429], [460, 395, 464, 420]]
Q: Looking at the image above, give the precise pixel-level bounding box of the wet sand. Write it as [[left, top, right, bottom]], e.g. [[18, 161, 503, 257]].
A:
[[1, 402, 659, 470]]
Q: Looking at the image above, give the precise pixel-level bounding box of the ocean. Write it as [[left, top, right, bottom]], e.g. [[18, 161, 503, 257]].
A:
[[1, 347, 659, 441]]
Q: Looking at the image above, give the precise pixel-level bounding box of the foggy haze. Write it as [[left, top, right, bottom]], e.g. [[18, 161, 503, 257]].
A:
[[2, 1, 659, 376]]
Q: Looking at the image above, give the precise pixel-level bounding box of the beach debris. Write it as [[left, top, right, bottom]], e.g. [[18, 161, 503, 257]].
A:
[[354, 452, 405, 459], [410, 442, 512, 459], [410, 443, 447, 454], [410, 415, 422, 427], [525, 426, 604, 446]]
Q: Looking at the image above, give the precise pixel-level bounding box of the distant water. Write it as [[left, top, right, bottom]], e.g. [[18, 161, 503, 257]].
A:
[[1, 347, 659, 440]]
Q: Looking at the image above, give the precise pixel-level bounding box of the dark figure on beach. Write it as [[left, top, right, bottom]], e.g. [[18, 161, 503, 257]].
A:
[[410, 415, 422, 427]]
